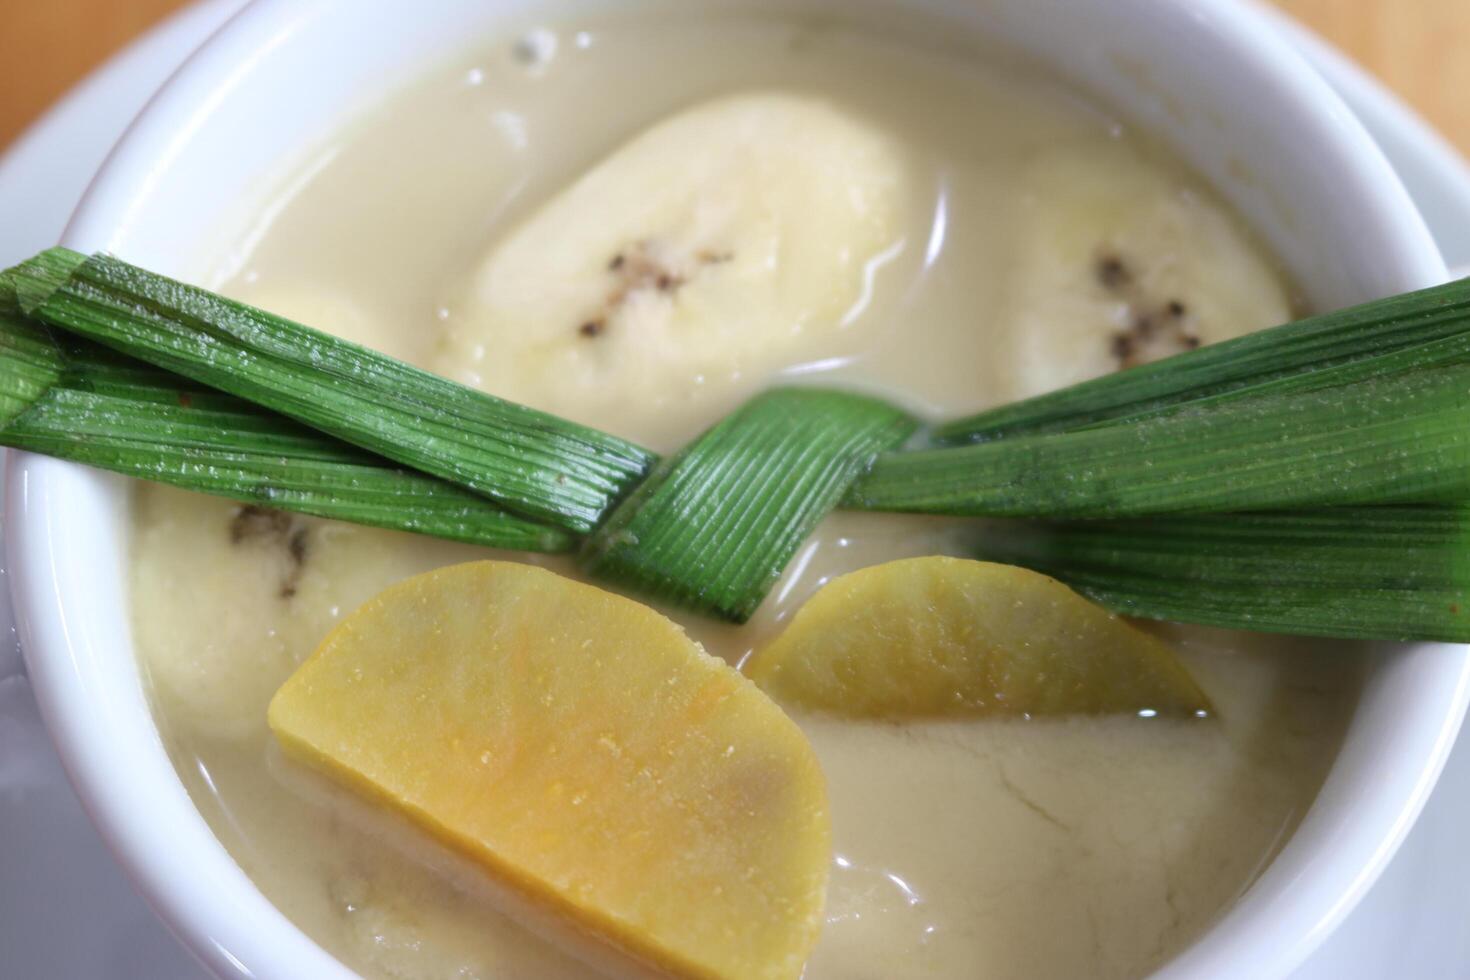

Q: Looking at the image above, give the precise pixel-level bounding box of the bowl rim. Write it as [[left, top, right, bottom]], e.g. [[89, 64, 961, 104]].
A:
[[9, 0, 1464, 978]]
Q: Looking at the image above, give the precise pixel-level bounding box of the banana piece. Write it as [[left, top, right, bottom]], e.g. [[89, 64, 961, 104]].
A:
[[992, 138, 1293, 404], [444, 92, 910, 446], [130, 483, 486, 741]]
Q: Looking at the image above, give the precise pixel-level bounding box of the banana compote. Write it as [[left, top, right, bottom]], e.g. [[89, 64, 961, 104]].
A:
[[131, 9, 1363, 980]]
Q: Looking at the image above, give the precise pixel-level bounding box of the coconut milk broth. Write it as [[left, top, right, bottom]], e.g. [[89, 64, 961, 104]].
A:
[[130, 8, 1362, 979]]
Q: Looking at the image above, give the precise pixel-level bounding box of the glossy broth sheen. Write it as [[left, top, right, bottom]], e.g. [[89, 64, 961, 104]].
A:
[[130, 9, 1362, 979]]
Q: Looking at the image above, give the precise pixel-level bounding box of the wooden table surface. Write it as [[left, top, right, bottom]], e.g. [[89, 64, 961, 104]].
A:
[[2, 0, 1469, 156]]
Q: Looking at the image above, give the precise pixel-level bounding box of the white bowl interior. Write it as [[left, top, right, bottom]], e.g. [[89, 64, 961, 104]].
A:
[[11, 1, 1463, 978]]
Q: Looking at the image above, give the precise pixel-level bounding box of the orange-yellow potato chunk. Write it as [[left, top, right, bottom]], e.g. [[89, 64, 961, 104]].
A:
[[744, 557, 1210, 719], [268, 561, 830, 980]]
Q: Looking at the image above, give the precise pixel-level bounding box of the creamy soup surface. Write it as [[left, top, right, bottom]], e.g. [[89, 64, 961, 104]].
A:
[[130, 8, 1364, 980]]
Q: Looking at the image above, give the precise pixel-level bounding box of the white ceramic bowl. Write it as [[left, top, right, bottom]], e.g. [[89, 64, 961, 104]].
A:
[[9, 0, 1466, 977]]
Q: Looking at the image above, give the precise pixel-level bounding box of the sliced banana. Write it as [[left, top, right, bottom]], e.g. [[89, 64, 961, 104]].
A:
[[992, 138, 1293, 403], [444, 92, 910, 447]]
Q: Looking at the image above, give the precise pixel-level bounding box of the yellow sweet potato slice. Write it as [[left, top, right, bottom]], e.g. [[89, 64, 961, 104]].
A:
[[268, 561, 830, 980], [743, 556, 1210, 719]]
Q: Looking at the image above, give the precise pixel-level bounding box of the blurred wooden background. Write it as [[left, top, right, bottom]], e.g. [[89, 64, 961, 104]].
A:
[[1, 0, 1469, 156], [1276, 0, 1470, 157], [0, 0, 191, 147]]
